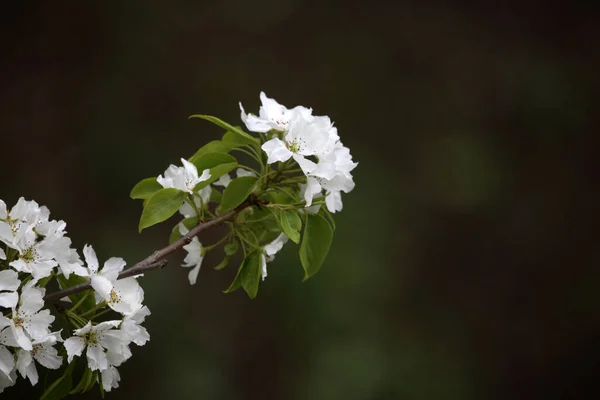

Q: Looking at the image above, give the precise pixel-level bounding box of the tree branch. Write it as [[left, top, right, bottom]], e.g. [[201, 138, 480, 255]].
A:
[[43, 201, 254, 303]]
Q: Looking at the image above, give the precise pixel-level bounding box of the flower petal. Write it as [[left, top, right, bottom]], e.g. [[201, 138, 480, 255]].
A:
[[262, 138, 292, 164]]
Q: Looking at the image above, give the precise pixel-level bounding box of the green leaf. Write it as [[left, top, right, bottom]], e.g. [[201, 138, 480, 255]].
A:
[[222, 130, 256, 147], [210, 188, 223, 203], [41, 361, 75, 400], [224, 240, 239, 256], [189, 140, 232, 159], [241, 251, 262, 299], [299, 213, 333, 280], [214, 255, 230, 270], [224, 259, 244, 293], [278, 210, 302, 244], [189, 152, 236, 173], [70, 367, 93, 395], [130, 177, 162, 200], [138, 188, 186, 232], [83, 371, 98, 393], [169, 217, 198, 244], [189, 114, 259, 144], [220, 176, 258, 212]]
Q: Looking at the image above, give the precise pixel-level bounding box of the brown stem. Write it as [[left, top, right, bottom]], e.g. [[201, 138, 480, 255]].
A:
[[43, 201, 254, 303]]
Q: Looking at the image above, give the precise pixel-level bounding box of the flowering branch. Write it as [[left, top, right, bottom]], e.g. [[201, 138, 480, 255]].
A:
[[0, 92, 357, 398], [43, 201, 254, 303]]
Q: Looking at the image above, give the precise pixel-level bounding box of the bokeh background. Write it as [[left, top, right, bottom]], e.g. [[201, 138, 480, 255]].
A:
[[1, 1, 598, 399]]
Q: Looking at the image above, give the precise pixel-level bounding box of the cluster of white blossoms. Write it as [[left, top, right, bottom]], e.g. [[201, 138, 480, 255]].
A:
[[0, 198, 150, 394], [240, 92, 358, 213]]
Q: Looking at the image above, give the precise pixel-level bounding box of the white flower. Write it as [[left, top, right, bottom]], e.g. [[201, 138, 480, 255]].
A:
[[303, 174, 355, 213], [0, 319, 17, 380], [16, 332, 62, 386], [93, 277, 144, 317], [82, 245, 143, 316], [157, 158, 210, 194], [64, 321, 129, 371], [0, 270, 20, 309], [101, 365, 121, 392], [239, 91, 312, 133], [181, 237, 204, 285], [261, 114, 334, 175], [120, 305, 150, 346], [0, 198, 47, 251], [260, 233, 289, 281], [0, 369, 16, 394], [8, 232, 58, 282], [9, 285, 54, 351]]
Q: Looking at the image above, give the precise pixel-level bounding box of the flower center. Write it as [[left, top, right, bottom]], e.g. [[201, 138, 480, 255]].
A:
[[108, 289, 121, 304], [13, 314, 25, 327], [31, 344, 42, 356], [84, 331, 98, 345], [22, 246, 37, 262]]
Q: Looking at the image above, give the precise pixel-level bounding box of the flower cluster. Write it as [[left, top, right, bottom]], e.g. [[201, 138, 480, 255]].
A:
[[241, 92, 358, 213], [0, 198, 150, 394]]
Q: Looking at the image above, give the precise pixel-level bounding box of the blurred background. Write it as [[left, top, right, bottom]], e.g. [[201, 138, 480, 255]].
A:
[[1, 1, 598, 399]]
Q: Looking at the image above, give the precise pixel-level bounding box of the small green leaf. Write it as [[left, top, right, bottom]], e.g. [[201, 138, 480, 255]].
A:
[[222, 130, 256, 147], [299, 213, 333, 280], [241, 251, 262, 299], [224, 240, 239, 256], [224, 259, 244, 293], [70, 368, 93, 395], [189, 114, 259, 143], [210, 187, 223, 203], [130, 177, 162, 200], [220, 176, 258, 212], [214, 255, 230, 270], [138, 188, 186, 232], [189, 140, 232, 160], [279, 210, 302, 244]]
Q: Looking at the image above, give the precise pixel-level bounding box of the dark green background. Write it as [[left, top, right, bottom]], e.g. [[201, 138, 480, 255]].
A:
[[1, 1, 598, 399]]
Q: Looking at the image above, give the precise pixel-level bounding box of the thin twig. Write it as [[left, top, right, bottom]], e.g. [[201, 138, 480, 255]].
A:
[[43, 201, 254, 303]]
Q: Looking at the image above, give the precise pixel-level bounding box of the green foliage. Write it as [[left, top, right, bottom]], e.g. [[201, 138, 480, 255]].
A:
[[220, 176, 258, 212], [278, 210, 302, 244], [138, 188, 186, 232], [130, 177, 162, 200], [300, 213, 333, 280], [129, 113, 339, 300]]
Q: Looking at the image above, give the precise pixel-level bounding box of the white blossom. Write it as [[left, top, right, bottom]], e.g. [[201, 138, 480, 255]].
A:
[[16, 332, 63, 386], [260, 233, 289, 281], [64, 321, 129, 372], [239, 91, 312, 133], [9, 285, 54, 351], [0, 319, 17, 380], [120, 305, 150, 346], [181, 237, 204, 285], [157, 158, 210, 194]]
